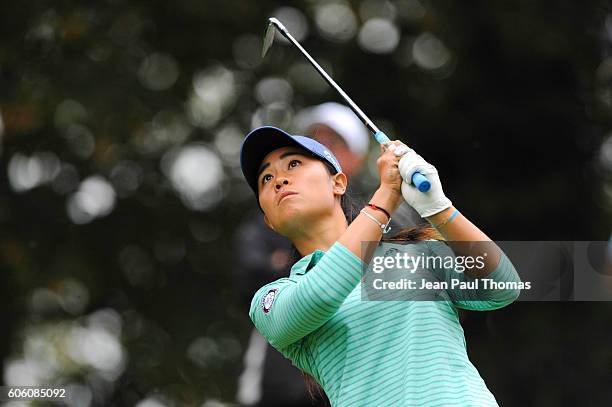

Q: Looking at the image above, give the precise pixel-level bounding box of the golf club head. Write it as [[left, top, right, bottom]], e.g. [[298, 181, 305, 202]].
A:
[[261, 19, 278, 58]]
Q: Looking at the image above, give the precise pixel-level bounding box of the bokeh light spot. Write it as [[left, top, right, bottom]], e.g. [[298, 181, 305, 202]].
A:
[[272, 7, 309, 42], [254, 77, 293, 105], [188, 66, 236, 129], [8, 151, 61, 193], [54, 99, 87, 130], [138, 52, 179, 91], [359, 0, 397, 21], [412, 32, 452, 71], [358, 18, 400, 54], [67, 176, 116, 224], [315, 2, 358, 43], [161, 144, 225, 211]]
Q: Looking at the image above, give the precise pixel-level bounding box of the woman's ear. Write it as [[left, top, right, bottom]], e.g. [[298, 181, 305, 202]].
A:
[[331, 172, 348, 196], [263, 214, 276, 231]]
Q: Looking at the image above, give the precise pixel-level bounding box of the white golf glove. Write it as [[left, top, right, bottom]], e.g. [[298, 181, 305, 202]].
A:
[[398, 148, 452, 218]]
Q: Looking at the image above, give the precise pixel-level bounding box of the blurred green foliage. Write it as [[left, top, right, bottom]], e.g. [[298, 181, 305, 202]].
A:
[[0, 0, 611, 405]]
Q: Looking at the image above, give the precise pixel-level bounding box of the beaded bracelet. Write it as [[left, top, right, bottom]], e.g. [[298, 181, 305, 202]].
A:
[[366, 203, 391, 220]]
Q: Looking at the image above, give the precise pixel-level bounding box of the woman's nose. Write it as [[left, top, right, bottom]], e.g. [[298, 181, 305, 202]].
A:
[[275, 178, 289, 190]]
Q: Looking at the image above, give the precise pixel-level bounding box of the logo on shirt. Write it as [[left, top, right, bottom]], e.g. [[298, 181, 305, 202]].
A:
[[261, 288, 278, 314]]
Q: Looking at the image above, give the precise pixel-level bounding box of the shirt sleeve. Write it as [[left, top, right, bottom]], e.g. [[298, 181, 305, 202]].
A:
[[426, 240, 522, 311], [249, 241, 365, 350]]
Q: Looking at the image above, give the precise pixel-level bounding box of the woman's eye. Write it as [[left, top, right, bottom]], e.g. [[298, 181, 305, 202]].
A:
[[261, 174, 273, 184], [289, 159, 301, 168]]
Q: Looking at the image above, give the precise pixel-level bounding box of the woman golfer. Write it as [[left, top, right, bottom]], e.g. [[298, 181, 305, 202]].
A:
[[240, 126, 521, 406]]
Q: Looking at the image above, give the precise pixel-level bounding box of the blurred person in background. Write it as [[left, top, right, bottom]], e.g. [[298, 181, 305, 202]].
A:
[[294, 102, 370, 195], [234, 102, 420, 406], [294, 102, 422, 227]]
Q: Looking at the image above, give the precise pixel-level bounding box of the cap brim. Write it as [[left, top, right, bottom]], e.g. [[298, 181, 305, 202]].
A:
[[240, 126, 312, 195]]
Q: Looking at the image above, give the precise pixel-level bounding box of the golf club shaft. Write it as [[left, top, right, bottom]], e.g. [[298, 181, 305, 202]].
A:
[[269, 19, 431, 192], [272, 23, 380, 136]]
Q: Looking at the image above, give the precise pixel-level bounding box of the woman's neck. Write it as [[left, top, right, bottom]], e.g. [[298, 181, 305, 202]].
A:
[[290, 207, 348, 257]]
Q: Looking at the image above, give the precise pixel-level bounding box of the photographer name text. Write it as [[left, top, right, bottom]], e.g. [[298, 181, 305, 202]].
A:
[[372, 278, 531, 290]]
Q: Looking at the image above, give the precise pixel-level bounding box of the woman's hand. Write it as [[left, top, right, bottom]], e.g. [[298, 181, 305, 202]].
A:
[[372, 141, 409, 213], [398, 148, 452, 218]]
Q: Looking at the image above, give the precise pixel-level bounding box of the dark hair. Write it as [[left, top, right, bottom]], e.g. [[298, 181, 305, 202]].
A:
[[337, 185, 441, 243], [292, 185, 441, 400]]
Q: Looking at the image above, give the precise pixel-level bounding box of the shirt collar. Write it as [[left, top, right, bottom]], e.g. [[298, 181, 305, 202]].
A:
[[290, 248, 326, 277]]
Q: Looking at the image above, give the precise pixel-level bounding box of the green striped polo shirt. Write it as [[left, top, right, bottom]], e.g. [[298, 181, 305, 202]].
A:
[[249, 240, 521, 406]]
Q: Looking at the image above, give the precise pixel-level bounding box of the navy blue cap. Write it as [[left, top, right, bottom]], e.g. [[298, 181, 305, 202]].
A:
[[240, 126, 343, 195]]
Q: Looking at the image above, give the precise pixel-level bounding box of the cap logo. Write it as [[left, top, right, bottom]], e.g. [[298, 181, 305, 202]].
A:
[[322, 150, 339, 170]]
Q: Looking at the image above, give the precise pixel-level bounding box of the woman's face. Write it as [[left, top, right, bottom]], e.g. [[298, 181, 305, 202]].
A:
[[257, 146, 346, 235]]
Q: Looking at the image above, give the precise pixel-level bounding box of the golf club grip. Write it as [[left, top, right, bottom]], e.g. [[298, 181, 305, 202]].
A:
[[374, 131, 432, 193]]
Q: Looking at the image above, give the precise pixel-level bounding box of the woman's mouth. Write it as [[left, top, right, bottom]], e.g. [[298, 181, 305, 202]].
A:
[[278, 191, 298, 204]]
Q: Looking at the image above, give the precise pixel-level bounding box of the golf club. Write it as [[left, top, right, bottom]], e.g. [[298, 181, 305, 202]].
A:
[[262, 17, 431, 193]]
